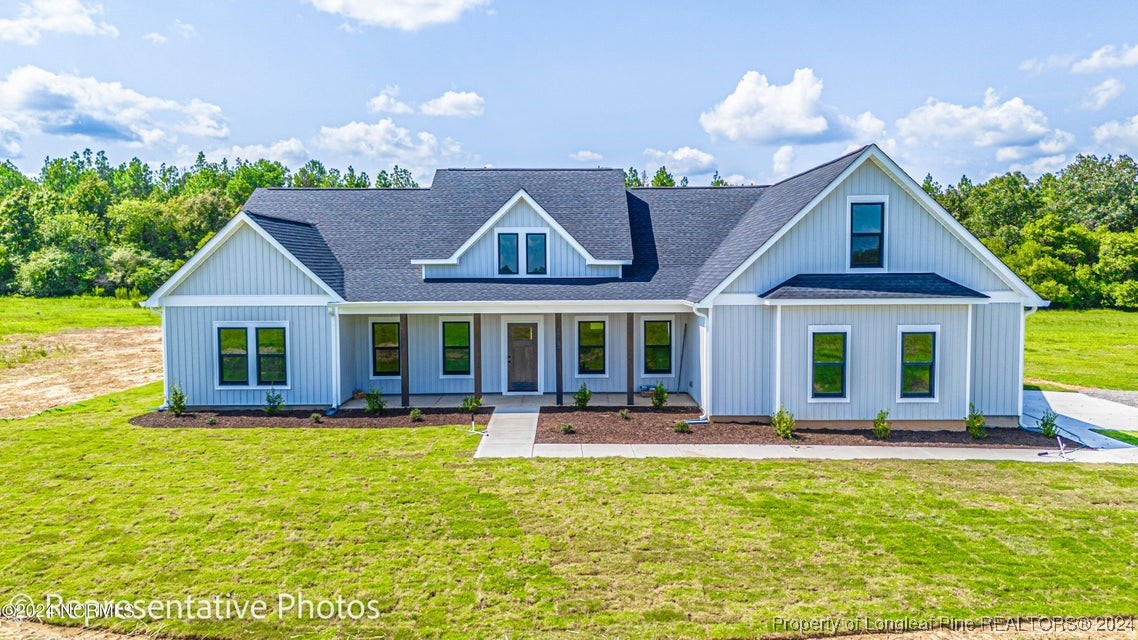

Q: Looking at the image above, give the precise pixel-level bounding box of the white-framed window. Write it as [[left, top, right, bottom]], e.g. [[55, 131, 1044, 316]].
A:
[[369, 315, 401, 379], [439, 315, 474, 379], [576, 316, 608, 377], [495, 228, 549, 277], [640, 315, 675, 377], [808, 324, 850, 403], [847, 195, 888, 271], [213, 321, 290, 390], [897, 324, 940, 402]]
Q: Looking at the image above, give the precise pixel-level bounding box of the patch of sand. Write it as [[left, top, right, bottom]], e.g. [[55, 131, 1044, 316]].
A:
[[0, 327, 162, 419]]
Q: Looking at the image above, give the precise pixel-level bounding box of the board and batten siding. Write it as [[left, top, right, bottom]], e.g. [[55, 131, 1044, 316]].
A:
[[165, 305, 332, 407], [724, 161, 1010, 295], [423, 200, 621, 279], [778, 304, 970, 421], [709, 305, 775, 417], [970, 302, 1022, 417], [171, 225, 326, 296]]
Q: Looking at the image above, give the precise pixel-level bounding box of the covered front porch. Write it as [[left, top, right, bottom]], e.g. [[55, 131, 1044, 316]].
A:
[[339, 392, 698, 410]]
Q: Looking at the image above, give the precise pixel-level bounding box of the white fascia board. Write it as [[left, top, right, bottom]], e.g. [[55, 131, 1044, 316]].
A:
[[409, 189, 631, 267], [333, 299, 693, 315], [761, 297, 987, 306]]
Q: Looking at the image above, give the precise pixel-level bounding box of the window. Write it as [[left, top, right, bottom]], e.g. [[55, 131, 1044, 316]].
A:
[[850, 201, 884, 268], [498, 233, 518, 275], [442, 321, 471, 376], [811, 331, 847, 398], [643, 320, 672, 375], [256, 327, 287, 386], [577, 320, 606, 375], [526, 233, 547, 275], [372, 321, 400, 377], [900, 331, 936, 399], [218, 327, 249, 385]]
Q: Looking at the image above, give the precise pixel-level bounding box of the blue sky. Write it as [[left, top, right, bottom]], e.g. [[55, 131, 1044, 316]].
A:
[[1, 0, 1137, 185]]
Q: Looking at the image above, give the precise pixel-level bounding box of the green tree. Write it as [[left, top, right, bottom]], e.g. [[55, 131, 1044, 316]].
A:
[[650, 166, 675, 187], [710, 171, 729, 187], [227, 159, 289, 204], [1045, 154, 1138, 231], [624, 167, 643, 188]]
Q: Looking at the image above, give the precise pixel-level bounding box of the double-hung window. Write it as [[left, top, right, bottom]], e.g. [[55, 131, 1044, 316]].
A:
[[810, 328, 848, 400], [643, 319, 672, 375], [218, 327, 249, 385], [256, 328, 287, 386], [577, 320, 606, 375], [372, 321, 401, 377], [850, 201, 885, 268], [899, 328, 938, 400], [216, 324, 288, 387], [442, 321, 472, 376]]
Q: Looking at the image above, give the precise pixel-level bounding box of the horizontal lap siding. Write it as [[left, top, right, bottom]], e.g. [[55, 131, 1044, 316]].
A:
[[172, 226, 325, 296], [780, 305, 968, 421], [725, 162, 1009, 295], [710, 305, 773, 417], [166, 305, 331, 407], [971, 302, 1022, 417]]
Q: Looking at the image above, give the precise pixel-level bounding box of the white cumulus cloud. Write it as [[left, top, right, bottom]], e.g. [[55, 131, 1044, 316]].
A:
[[1018, 54, 1075, 75], [419, 90, 484, 117], [306, 0, 488, 31], [142, 32, 166, 44], [0, 116, 21, 157], [771, 145, 795, 178], [700, 68, 830, 144], [643, 146, 715, 175], [366, 85, 413, 114], [1081, 78, 1124, 110], [1072, 43, 1138, 74], [1093, 114, 1138, 151], [0, 65, 229, 148], [0, 0, 117, 44], [315, 117, 467, 178], [209, 138, 310, 166], [569, 149, 602, 162]]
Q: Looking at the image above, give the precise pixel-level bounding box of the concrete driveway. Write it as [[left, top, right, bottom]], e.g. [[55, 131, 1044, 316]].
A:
[[1023, 390, 1138, 449]]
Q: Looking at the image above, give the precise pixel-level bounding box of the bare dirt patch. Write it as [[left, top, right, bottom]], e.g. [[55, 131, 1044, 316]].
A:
[[537, 407, 1053, 447], [0, 327, 162, 419], [130, 407, 491, 429]]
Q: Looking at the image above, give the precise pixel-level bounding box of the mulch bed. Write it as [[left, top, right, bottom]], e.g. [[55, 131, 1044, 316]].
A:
[[537, 407, 1054, 448], [131, 407, 492, 429]]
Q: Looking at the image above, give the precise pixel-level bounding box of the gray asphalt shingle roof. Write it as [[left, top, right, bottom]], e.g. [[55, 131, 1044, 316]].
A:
[[760, 273, 988, 300]]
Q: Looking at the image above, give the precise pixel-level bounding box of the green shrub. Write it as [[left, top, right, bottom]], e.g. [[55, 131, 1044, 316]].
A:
[[966, 403, 987, 439], [264, 388, 283, 416], [573, 383, 592, 410], [674, 420, 692, 434], [872, 408, 891, 440], [772, 406, 796, 440], [207, 417, 217, 426], [560, 423, 575, 434], [364, 387, 386, 414], [650, 383, 668, 409], [459, 396, 483, 415], [168, 384, 187, 417], [410, 408, 423, 422], [1039, 410, 1059, 438], [309, 412, 323, 424], [618, 408, 630, 420]]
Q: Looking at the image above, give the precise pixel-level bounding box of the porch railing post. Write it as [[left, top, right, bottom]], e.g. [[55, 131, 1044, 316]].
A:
[[399, 313, 410, 408], [626, 312, 635, 406]]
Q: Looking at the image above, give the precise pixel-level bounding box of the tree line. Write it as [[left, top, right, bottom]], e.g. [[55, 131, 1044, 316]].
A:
[[0, 149, 1135, 308]]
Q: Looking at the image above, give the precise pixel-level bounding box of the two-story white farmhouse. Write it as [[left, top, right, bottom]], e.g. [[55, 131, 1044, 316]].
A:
[[143, 145, 1047, 428]]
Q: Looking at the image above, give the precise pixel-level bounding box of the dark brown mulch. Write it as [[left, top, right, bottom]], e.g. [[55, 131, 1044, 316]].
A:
[[537, 408, 1054, 447], [130, 407, 492, 429]]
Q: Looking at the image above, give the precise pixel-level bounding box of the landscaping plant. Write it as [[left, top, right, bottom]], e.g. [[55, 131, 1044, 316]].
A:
[[573, 383, 592, 410], [460, 396, 483, 431], [772, 406, 796, 440], [966, 403, 987, 439], [674, 420, 692, 433], [206, 417, 217, 426], [264, 388, 283, 416], [618, 408, 630, 420], [168, 384, 187, 417], [309, 412, 323, 424], [560, 423, 575, 434], [872, 408, 891, 440], [651, 383, 668, 409], [1039, 410, 1059, 438], [363, 387, 386, 414], [410, 408, 423, 422]]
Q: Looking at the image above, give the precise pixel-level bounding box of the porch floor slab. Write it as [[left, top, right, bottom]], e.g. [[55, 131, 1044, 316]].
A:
[[339, 392, 696, 411]]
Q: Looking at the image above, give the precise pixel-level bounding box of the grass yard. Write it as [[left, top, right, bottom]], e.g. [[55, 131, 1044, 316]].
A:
[[1, 384, 1136, 639], [1093, 429, 1138, 447], [1025, 309, 1138, 390], [0, 295, 158, 339]]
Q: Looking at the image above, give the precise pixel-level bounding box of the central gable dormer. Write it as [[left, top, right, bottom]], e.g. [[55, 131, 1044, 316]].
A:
[[411, 169, 632, 280]]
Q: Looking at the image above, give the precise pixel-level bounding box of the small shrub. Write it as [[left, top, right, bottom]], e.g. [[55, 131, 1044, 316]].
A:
[[1039, 410, 1059, 438], [966, 403, 987, 439], [459, 395, 483, 415], [573, 383, 592, 410], [169, 384, 187, 417], [560, 423, 575, 434], [264, 388, 283, 416], [650, 383, 668, 409], [364, 387, 386, 414], [618, 408, 630, 420], [872, 408, 891, 440], [772, 406, 796, 440], [410, 408, 423, 422], [309, 412, 323, 424], [674, 420, 692, 434]]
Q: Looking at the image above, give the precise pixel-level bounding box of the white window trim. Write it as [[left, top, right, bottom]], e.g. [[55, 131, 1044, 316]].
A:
[[574, 315, 609, 379], [846, 195, 889, 273], [438, 315, 474, 379], [637, 314, 676, 378], [897, 324, 941, 403], [807, 324, 850, 404], [212, 320, 291, 391], [494, 227, 550, 278], [368, 315, 402, 380], [500, 315, 545, 395]]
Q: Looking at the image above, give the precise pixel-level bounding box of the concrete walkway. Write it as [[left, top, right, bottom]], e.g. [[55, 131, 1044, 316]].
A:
[[1023, 390, 1138, 449], [473, 406, 541, 458]]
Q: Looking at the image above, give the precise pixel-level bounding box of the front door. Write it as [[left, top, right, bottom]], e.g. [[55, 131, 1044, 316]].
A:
[[507, 322, 538, 392]]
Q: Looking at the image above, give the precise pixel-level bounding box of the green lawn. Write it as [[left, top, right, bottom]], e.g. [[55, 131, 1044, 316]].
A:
[[1, 385, 1136, 639], [1093, 429, 1138, 447], [0, 296, 158, 339], [1025, 309, 1138, 390]]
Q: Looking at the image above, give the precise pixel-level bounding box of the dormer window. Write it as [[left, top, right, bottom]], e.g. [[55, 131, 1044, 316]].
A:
[[498, 233, 518, 275], [526, 233, 547, 275], [496, 229, 548, 276], [849, 197, 887, 269]]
